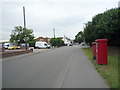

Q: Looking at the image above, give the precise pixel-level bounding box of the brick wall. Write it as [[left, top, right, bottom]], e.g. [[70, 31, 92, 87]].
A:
[[1, 49, 33, 58], [0, 48, 5, 52]]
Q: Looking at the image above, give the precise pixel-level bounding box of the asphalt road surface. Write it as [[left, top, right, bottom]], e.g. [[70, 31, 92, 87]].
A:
[[2, 46, 109, 88]]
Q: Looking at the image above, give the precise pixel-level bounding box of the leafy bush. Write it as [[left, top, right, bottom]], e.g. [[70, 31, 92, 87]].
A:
[[50, 38, 64, 47], [76, 8, 120, 46], [84, 8, 120, 46], [28, 40, 36, 47]]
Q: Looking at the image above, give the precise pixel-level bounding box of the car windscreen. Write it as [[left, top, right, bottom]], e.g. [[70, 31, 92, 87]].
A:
[[44, 43, 47, 46]]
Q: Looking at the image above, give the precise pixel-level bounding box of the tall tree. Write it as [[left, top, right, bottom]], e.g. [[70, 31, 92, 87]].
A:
[[10, 26, 35, 44], [83, 8, 120, 46]]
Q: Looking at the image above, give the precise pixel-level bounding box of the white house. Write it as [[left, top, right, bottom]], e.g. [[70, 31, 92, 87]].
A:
[[62, 36, 73, 46]]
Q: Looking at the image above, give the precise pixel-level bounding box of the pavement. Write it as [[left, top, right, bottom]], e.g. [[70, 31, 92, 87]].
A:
[[33, 48, 50, 53], [2, 48, 50, 62], [2, 46, 109, 88]]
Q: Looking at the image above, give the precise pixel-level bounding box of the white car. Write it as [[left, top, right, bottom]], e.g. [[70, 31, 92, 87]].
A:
[[4, 43, 9, 49], [35, 42, 51, 49]]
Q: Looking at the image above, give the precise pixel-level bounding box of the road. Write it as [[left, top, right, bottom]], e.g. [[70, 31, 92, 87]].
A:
[[2, 46, 109, 88]]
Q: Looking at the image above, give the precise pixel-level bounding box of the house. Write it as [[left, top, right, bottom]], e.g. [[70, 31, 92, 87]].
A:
[[62, 36, 73, 46], [35, 37, 51, 44]]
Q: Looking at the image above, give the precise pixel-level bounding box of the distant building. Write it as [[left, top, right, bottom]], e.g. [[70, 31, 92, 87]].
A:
[[62, 36, 73, 46], [35, 37, 51, 44]]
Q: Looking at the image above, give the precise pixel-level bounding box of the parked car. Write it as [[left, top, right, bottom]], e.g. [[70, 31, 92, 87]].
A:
[[8, 43, 19, 50], [4, 43, 9, 49], [8, 45, 18, 50], [35, 42, 51, 49], [17, 45, 21, 49]]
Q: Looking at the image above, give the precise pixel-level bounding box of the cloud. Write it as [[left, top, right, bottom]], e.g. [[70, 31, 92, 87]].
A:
[[1, 0, 119, 40], [1, 0, 118, 3]]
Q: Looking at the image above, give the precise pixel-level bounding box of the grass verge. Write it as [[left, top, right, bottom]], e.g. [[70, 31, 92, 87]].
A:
[[82, 48, 118, 88]]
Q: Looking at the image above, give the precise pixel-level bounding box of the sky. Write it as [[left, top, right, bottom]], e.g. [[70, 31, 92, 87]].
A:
[[1, 0, 119, 40]]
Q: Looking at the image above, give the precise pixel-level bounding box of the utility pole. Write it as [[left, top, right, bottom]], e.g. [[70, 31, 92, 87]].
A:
[[53, 28, 55, 38], [23, 6, 26, 28], [23, 6, 27, 50]]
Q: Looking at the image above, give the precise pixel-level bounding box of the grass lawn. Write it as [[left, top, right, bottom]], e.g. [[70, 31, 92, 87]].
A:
[[82, 47, 118, 88]]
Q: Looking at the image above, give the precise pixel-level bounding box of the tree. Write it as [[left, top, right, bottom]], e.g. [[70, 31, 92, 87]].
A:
[[83, 21, 96, 45], [50, 38, 64, 47], [10, 26, 35, 44], [83, 8, 120, 46], [74, 31, 84, 43]]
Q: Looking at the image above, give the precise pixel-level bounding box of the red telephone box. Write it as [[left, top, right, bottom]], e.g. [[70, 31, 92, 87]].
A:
[[92, 42, 96, 60], [95, 39, 108, 64]]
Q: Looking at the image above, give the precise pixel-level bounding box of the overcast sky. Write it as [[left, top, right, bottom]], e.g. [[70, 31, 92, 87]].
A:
[[1, 0, 119, 40]]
